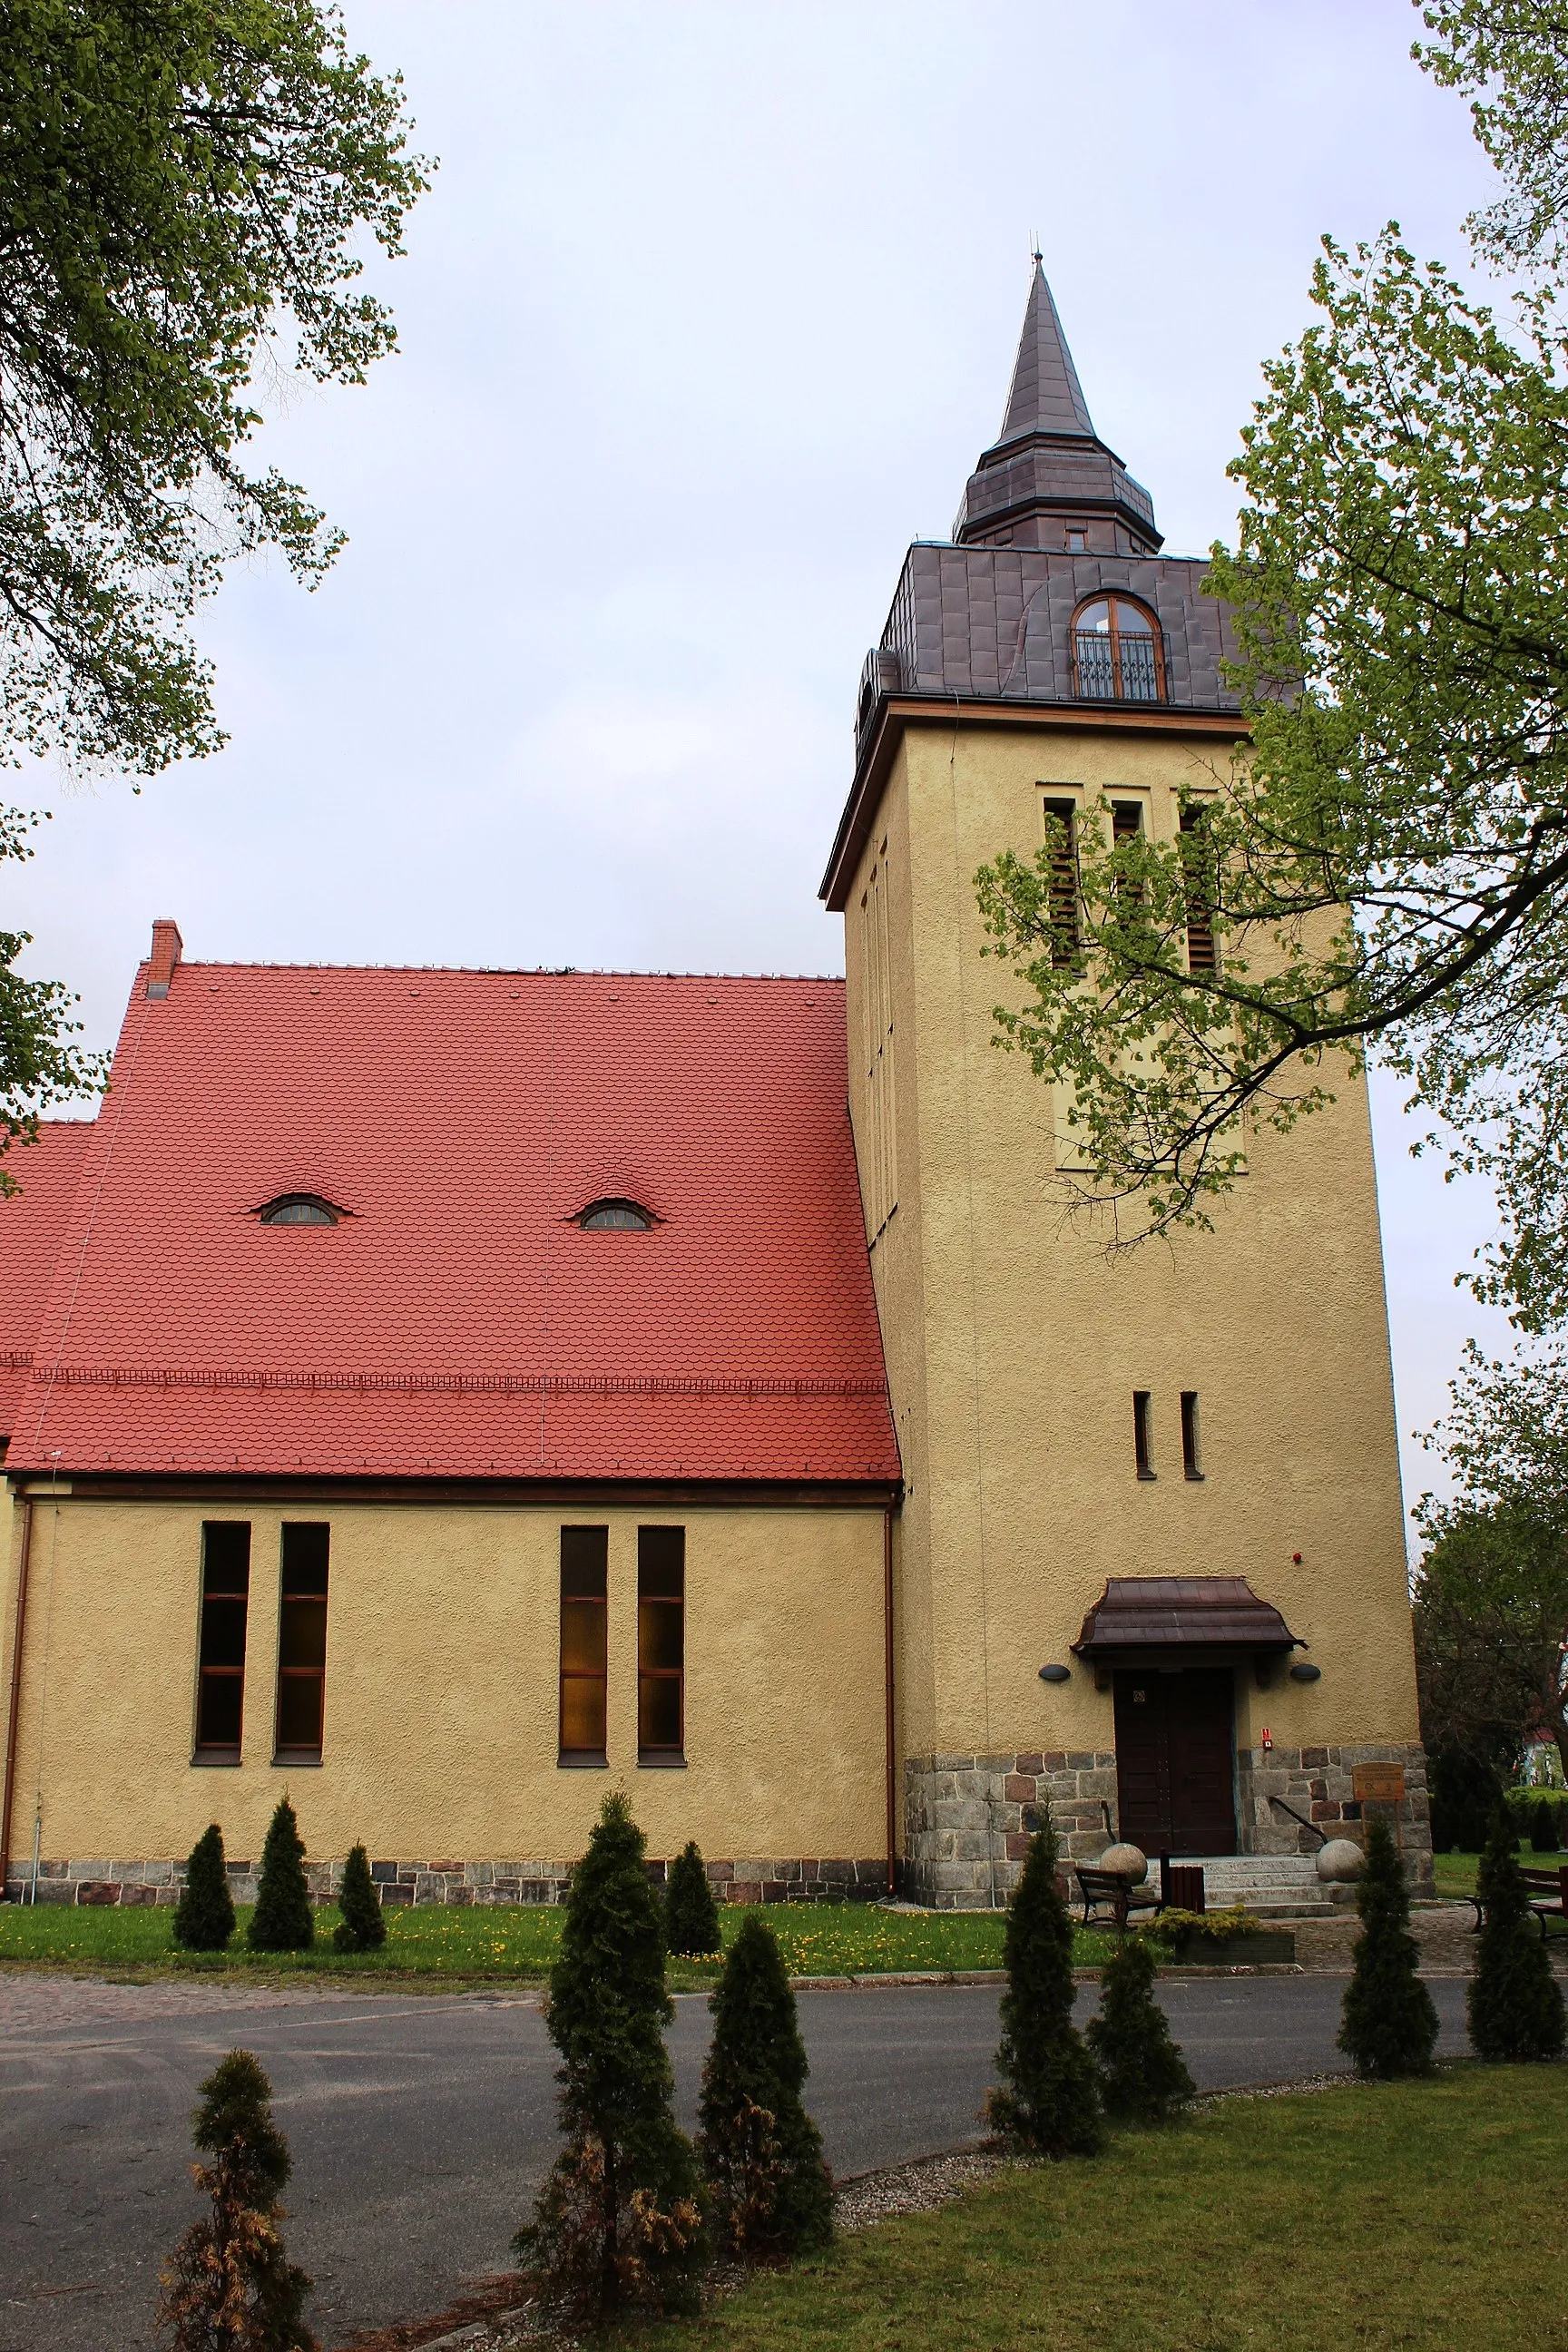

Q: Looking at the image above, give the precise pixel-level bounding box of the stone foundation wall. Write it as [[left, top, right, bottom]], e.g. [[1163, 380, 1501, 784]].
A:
[[1237, 1740, 1435, 1890], [2, 1853, 890, 1908], [903, 1749, 1118, 1909], [903, 1739, 1436, 1907]]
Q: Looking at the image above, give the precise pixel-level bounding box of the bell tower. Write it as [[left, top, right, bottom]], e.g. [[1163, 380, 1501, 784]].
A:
[[823, 262, 1429, 1906]]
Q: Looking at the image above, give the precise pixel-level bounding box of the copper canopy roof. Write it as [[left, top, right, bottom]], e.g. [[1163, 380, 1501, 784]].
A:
[[1072, 1577, 1301, 1658]]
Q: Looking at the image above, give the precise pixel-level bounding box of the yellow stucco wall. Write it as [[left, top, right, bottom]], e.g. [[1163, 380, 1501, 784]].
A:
[[846, 715, 1419, 1779], [1, 1495, 887, 1866]]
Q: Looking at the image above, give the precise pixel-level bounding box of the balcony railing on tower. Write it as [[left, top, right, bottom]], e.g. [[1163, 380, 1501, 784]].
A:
[[1073, 595, 1165, 703]]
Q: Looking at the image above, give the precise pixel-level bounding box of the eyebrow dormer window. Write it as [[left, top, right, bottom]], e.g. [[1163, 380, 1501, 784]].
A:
[[1072, 595, 1164, 704], [259, 1194, 342, 1226], [579, 1200, 653, 1231]]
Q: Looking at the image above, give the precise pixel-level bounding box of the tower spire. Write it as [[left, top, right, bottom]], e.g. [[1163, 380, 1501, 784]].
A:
[[951, 256, 1161, 555], [995, 256, 1094, 447]]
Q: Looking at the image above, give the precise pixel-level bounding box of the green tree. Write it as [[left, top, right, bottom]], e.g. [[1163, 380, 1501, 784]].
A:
[[1531, 1795, 1559, 1853], [331, 1844, 385, 1953], [514, 1792, 704, 2325], [0, 1, 428, 1180], [971, 17, 1568, 1320], [985, 1808, 1100, 2159], [1418, 1358, 1568, 1784], [172, 1821, 236, 1953], [1336, 1816, 1440, 2081], [156, 2048, 317, 2350], [247, 1798, 314, 1953], [665, 1840, 722, 1957], [698, 1914, 832, 2260], [1086, 1932, 1194, 2123], [1469, 1808, 1567, 2062]]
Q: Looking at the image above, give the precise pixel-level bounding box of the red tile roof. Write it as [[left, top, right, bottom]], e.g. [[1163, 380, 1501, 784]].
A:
[[0, 1120, 94, 1445], [7, 962, 898, 1485]]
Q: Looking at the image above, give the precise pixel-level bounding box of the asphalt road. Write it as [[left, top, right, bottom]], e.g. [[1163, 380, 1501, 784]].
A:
[[1, 1973, 1473, 2352]]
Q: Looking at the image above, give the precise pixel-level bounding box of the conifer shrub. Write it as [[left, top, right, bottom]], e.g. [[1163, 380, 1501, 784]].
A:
[[332, 1844, 387, 1953], [985, 1806, 1101, 2158], [1469, 1809, 1567, 2063], [665, 1839, 722, 1957], [1531, 1797, 1560, 1855], [172, 1823, 236, 1953], [698, 1913, 832, 2260], [1086, 1931, 1194, 2123], [514, 1791, 705, 2324], [157, 2048, 317, 2351], [1336, 1815, 1439, 2079], [247, 1798, 315, 1953]]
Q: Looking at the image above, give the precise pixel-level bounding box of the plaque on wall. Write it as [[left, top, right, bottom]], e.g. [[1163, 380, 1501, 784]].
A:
[[1352, 1762, 1406, 1804]]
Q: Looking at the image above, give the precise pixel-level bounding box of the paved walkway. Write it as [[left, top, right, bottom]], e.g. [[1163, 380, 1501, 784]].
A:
[[0, 1968, 1477, 2352]]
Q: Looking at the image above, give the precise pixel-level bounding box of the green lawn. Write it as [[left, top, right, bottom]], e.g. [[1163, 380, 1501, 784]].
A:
[[0, 1896, 1110, 1984], [627, 2063, 1568, 2352], [1432, 1846, 1566, 1900]]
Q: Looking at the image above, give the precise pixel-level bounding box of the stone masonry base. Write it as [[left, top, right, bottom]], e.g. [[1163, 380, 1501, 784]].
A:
[[2, 1853, 891, 1908], [903, 1740, 1435, 1909]]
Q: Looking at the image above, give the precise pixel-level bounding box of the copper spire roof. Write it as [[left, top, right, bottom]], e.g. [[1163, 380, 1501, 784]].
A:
[[995, 257, 1095, 446], [951, 259, 1161, 555]]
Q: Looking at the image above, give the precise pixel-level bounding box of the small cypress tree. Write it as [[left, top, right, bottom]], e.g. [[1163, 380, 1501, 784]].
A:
[[172, 1823, 237, 1953], [1337, 1816, 1439, 2079], [665, 1841, 722, 1957], [1469, 1808, 1567, 2063], [247, 1798, 315, 1953], [1532, 1797, 1560, 1855], [332, 1844, 387, 1953], [1086, 1931, 1194, 2123], [699, 1914, 832, 2260], [157, 2049, 318, 2351], [514, 1792, 704, 2324], [985, 1806, 1100, 2158]]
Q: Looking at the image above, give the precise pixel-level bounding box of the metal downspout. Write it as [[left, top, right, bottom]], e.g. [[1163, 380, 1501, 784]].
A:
[[0, 1494, 35, 1897], [884, 1501, 897, 1897]]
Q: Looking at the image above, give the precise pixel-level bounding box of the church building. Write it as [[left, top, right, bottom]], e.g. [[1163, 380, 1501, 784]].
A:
[[0, 266, 1430, 1911]]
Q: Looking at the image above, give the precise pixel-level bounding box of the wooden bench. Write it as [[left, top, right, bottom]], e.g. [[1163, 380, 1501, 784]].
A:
[[1466, 1864, 1568, 1940], [1073, 1864, 1163, 1933]]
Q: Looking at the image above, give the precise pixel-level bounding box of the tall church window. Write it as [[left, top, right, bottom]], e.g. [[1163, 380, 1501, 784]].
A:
[[1181, 1391, 1205, 1480], [637, 1526, 685, 1763], [858, 845, 898, 1243], [559, 1526, 609, 1763], [1133, 1391, 1156, 1479], [1072, 596, 1165, 703], [194, 1521, 250, 1762], [275, 1523, 329, 1761]]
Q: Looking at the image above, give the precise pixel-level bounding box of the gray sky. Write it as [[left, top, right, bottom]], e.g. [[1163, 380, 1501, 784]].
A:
[[9, 0, 1521, 1512]]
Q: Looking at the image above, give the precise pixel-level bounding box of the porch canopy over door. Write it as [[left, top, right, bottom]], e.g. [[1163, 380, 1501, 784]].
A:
[[1072, 1578, 1302, 1857]]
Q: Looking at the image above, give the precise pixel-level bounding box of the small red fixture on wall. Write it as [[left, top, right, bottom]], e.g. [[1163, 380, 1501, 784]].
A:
[[1260, 1727, 1274, 1751]]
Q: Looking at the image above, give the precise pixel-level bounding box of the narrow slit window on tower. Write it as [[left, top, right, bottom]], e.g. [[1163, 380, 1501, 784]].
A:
[[559, 1525, 609, 1764], [1041, 798, 1080, 968], [1181, 804, 1219, 973], [1066, 525, 1088, 552], [1111, 800, 1147, 907], [637, 1526, 685, 1764], [275, 1524, 329, 1762], [1133, 1390, 1155, 1479], [194, 1521, 250, 1762], [1181, 1391, 1204, 1480]]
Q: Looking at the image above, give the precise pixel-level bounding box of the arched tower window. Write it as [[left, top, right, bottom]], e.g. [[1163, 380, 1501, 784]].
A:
[[1071, 595, 1165, 704]]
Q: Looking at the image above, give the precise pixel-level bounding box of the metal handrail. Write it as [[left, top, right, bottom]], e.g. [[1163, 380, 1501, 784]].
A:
[[1269, 1794, 1328, 1847]]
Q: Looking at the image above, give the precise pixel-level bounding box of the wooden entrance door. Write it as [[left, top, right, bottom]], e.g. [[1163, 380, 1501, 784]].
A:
[[1112, 1669, 1237, 1854]]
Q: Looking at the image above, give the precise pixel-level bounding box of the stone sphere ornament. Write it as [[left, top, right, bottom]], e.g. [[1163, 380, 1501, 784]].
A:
[[1099, 1842, 1148, 1879], [1316, 1838, 1364, 1882]]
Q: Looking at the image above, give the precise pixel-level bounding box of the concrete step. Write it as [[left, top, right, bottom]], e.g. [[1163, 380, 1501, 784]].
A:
[[1139, 1853, 1338, 1920]]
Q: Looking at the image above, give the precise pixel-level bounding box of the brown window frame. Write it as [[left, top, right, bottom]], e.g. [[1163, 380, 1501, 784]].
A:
[[1180, 803, 1219, 973], [1040, 797, 1081, 969], [1133, 1391, 1156, 1480], [193, 1521, 250, 1764], [274, 1523, 329, 1764], [1181, 1391, 1205, 1481], [559, 1525, 609, 1765], [637, 1526, 685, 1765], [1071, 595, 1166, 704]]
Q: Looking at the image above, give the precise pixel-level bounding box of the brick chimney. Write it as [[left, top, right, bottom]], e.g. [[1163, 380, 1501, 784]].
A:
[[146, 918, 183, 999]]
